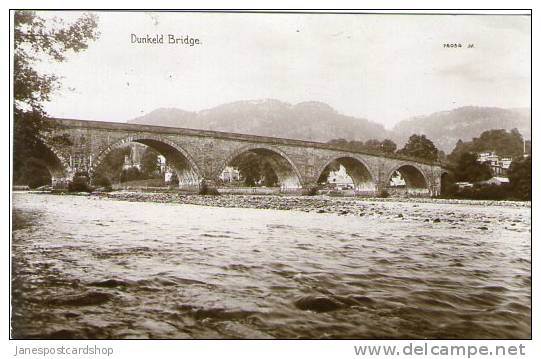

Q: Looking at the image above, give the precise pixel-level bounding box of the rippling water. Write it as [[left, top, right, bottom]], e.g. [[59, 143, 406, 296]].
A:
[[11, 193, 531, 339]]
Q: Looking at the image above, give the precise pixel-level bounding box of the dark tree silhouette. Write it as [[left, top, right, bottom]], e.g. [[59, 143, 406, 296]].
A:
[[398, 134, 439, 161], [14, 11, 99, 182], [141, 148, 160, 177], [453, 152, 492, 183], [508, 156, 531, 200], [448, 128, 527, 164]]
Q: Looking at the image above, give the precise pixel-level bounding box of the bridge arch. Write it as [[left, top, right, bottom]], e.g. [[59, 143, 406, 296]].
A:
[[93, 135, 202, 189], [386, 163, 430, 195], [218, 144, 303, 190], [316, 155, 376, 193], [20, 140, 72, 187]]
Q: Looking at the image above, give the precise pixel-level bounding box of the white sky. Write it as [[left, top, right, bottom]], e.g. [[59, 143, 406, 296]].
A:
[[34, 11, 531, 129]]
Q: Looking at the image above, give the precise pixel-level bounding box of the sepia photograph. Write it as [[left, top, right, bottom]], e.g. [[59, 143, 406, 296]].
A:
[[10, 9, 531, 344]]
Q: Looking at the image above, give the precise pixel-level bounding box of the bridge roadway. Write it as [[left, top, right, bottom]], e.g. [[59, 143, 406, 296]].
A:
[[40, 118, 448, 196]]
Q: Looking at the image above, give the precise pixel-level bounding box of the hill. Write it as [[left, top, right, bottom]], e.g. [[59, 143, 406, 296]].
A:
[[392, 106, 531, 153], [128, 99, 391, 143], [129, 102, 531, 153]]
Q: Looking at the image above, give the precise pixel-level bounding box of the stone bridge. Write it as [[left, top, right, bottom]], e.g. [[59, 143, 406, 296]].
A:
[[41, 118, 449, 196]]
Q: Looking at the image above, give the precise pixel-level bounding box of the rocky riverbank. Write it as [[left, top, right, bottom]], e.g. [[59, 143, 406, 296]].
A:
[[86, 191, 530, 224]]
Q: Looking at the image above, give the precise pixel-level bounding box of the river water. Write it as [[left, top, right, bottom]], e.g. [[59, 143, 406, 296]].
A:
[[11, 193, 531, 339]]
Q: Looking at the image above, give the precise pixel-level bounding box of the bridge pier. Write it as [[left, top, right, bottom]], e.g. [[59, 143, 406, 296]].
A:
[[41, 118, 446, 198]]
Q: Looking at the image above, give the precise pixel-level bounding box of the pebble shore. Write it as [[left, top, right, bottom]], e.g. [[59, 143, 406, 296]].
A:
[[93, 191, 530, 220]]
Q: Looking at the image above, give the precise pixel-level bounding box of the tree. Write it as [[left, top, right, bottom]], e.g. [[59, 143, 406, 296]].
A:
[[14, 11, 99, 181], [120, 167, 143, 183], [363, 139, 382, 152], [93, 147, 130, 184], [453, 152, 492, 183], [381, 139, 397, 153], [229, 152, 280, 187], [261, 162, 278, 186], [448, 129, 527, 164], [141, 148, 160, 177], [231, 153, 260, 186], [398, 134, 439, 161], [508, 156, 531, 200], [14, 158, 51, 188]]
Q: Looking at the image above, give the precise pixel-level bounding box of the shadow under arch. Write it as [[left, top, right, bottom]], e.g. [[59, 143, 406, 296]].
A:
[[316, 156, 376, 193], [387, 164, 429, 192], [19, 141, 71, 187], [218, 145, 303, 189], [93, 135, 202, 189]]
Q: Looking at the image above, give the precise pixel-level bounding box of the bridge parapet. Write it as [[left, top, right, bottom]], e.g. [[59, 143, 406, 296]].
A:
[[41, 118, 447, 197]]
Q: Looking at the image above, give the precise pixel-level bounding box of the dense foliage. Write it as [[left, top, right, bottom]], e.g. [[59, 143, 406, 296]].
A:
[[508, 157, 532, 200], [13, 11, 99, 184], [229, 152, 278, 187], [448, 129, 528, 163], [397, 134, 439, 162], [452, 152, 492, 183]]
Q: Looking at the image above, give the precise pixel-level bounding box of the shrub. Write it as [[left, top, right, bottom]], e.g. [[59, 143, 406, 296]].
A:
[[199, 181, 220, 195], [68, 175, 93, 193], [379, 189, 390, 198], [450, 183, 514, 201], [302, 186, 319, 196], [92, 173, 112, 188], [120, 167, 143, 183]]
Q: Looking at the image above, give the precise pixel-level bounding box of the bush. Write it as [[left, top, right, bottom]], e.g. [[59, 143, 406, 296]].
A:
[[379, 189, 390, 198], [199, 181, 220, 195], [302, 186, 319, 196], [449, 183, 514, 201], [92, 173, 112, 188], [167, 172, 179, 186], [15, 158, 51, 189], [120, 167, 143, 183], [68, 175, 93, 193]]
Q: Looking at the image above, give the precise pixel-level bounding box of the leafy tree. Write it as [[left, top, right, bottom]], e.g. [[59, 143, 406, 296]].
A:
[[381, 139, 397, 153], [14, 158, 51, 188], [68, 171, 92, 192], [397, 134, 439, 161], [453, 152, 492, 183], [168, 172, 179, 186], [508, 156, 531, 200], [120, 167, 143, 183], [261, 162, 278, 186], [14, 11, 99, 182], [229, 152, 280, 187], [448, 128, 527, 163], [364, 139, 382, 152], [93, 147, 130, 184], [141, 147, 160, 177], [231, 153, 261, 186]]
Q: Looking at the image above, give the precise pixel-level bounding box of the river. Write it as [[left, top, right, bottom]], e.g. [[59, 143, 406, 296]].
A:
[[11, 192, 531, 339]]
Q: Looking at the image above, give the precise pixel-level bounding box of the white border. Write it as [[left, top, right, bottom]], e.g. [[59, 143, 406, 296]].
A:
[[2, 4, 537, 359]]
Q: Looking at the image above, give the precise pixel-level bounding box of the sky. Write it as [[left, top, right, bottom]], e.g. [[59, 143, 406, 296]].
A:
[[32, 11, 531, 129]]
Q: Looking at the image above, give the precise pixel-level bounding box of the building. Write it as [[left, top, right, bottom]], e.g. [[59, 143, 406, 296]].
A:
[[389, 171, 406, 187], [122, 143, 143, 171], [219, 166, 241, 183], [478, 177, 510, 186], [327, 165, 354, 188], [477, 151, 512, 176]]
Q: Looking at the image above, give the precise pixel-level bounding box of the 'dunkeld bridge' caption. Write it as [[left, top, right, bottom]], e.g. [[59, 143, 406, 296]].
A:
[[131, 34, 202, 46]]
